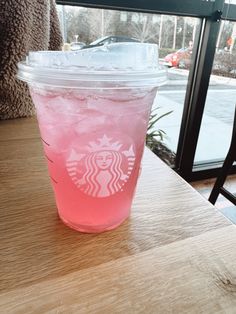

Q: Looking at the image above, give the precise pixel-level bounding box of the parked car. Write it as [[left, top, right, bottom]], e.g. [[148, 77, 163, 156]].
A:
[[82, 35, 140, 49], [70, 41, 86, 51], [164, 48, 192, 68]]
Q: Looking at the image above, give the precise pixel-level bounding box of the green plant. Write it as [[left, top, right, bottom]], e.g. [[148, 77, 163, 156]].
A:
[[146, 107, 173, 150]]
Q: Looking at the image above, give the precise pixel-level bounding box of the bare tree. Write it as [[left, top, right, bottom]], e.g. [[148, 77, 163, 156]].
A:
[[63, 6, 90, 43], [62, 7, 119, 44], [86, 9, 117, 42], [161, 16, 174, 48], [60, 6, 199, 50], [129, 12, 159, 43]]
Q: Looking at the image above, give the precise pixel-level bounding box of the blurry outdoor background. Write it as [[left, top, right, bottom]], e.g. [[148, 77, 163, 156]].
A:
[[56, 5, 236, 167]]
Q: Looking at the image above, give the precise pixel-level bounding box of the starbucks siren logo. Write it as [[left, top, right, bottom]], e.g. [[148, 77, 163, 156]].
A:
[[66, 134, 135, 198]]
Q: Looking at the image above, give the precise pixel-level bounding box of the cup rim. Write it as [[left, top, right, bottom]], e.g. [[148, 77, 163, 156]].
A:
[[17, 61, 167, 88]]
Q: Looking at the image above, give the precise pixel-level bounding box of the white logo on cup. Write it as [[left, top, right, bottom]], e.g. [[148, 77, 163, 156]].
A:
[[66, 135, 135, 198]]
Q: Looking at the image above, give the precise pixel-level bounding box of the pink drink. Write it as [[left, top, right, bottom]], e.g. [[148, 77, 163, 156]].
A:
[[30, 87, 157, 232], [18, 43, 166, 232]]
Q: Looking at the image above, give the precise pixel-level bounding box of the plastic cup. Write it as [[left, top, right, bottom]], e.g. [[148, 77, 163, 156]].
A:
[[18, 43, 166, 233]]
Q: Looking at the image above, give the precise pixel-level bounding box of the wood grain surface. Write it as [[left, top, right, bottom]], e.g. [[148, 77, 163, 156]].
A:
[[0, 118, 235, 313], [1, 226, 236, 314]]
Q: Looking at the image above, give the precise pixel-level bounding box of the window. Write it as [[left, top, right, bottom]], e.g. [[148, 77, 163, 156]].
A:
[[56, 5, 200, 168], [56, 0, 236, 180], [194, 19, 236, 167]]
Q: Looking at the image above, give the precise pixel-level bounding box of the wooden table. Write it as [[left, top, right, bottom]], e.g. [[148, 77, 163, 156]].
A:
[[0, 118, 236, 313]]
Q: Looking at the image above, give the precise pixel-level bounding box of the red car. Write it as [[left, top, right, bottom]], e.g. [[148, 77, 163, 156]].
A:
[[164, 48, 192, 68]]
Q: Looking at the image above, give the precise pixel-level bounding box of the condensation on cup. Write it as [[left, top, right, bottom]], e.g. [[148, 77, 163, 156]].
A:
[[18, 43, 166, 233]]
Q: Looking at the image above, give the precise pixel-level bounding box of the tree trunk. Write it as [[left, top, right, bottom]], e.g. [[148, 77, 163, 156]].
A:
[[62, 6, 67, 42], [159, 15, 163, 48], [182, 18, 186, 47], [192, 18, 197, 44], [172, 16, 177, 50], [101, 9, 104, 37], [216, 20, 224, 51]]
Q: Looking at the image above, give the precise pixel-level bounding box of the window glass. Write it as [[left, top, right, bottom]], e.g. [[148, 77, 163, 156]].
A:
[[57, 5, 200, 166], [194, 20, 236, 166]]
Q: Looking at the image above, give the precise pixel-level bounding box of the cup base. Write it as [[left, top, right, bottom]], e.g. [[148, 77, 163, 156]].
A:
[[58, 213, 129, 233]]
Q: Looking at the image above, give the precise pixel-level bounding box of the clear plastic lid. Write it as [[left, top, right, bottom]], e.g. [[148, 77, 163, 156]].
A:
[[17, 43, 167, 88]]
